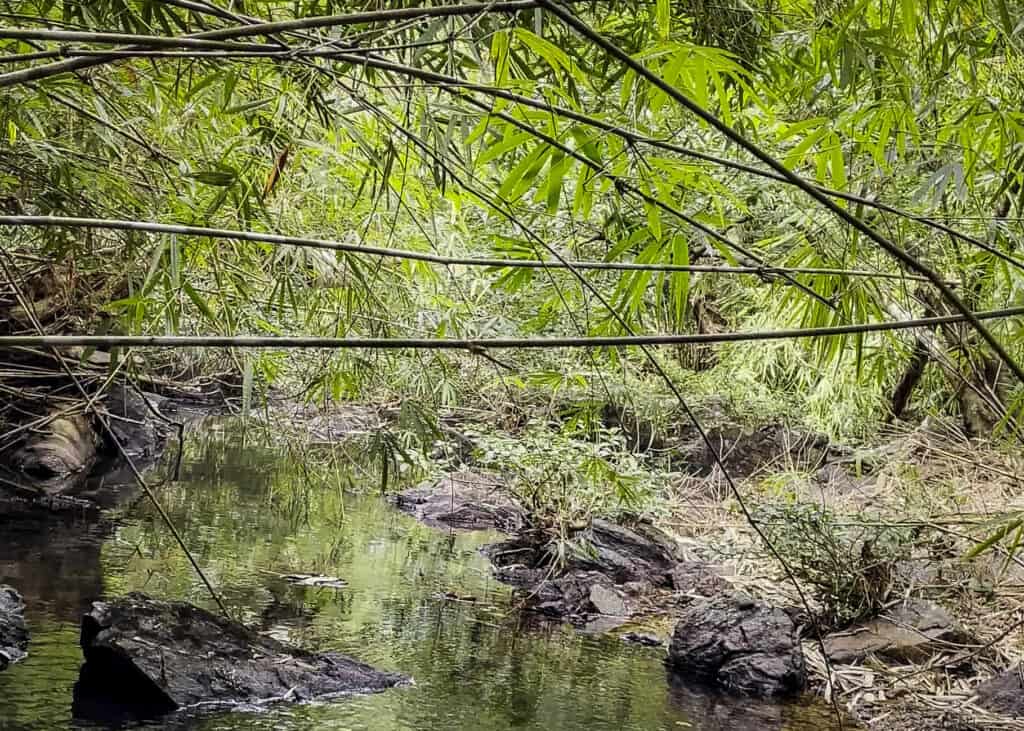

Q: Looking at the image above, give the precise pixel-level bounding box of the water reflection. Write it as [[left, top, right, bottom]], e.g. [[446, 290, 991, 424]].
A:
[[0, 421, 844, 730]]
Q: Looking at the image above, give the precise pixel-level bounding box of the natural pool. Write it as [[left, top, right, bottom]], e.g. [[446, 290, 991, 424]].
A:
[[0, 419, 841, 730]]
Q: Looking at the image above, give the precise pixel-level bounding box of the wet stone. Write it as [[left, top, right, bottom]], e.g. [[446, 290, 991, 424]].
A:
[[393, 471, 527, 532], [484, 520, 727, 625], [670, 561, 729, 597], [973, 665, 1024, 717], [72, 593, 407, 722], [667, 593, 806, 697], [823, 599, 972, 663], [0, 585, 29, 670], [588, 584, 628, 617], [621, 632, 664, 647]]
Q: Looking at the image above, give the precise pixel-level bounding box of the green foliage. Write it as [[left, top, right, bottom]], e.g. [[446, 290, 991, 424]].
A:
[[2, 0, 1023, 446], [464, 419, 660, 525], [755, 500, 916, 626]]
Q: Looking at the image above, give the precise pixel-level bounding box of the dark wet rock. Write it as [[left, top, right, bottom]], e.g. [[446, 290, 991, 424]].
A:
[[973, 665, 1024, 717], [394, 471, 527, 532], [72, 593, 407, 721], [667, 593, 806, 697], [823, 599, 972, 663], [589, 584, 628, 616], [622, 632, 664, 647], [493, 562, 616, 619], [582, 518, 683, 582], [103, 384, 169, 460], [487, 518, 683, 586], [482, 518, 728, 625], [670, 561, 730, 597], [621, 579, 655, 597], [666, 673, 848, 730], [0, 585, 29, 670]]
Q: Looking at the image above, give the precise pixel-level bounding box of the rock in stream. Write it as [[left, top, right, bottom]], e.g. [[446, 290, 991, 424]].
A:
[[823, 599, 973, 663], [393, 471, 527, 532], [72, 593, 407, 722], [0, 585, 29, 670], [667, 593, 806, 697], [485, 519, 727, 623]]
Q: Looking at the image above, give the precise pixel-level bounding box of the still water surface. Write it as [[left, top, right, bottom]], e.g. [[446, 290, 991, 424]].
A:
[[0, 419, 841, 730]]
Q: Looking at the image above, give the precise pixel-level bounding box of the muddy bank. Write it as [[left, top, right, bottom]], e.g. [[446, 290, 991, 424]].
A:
[[73, 593, 407, 723]]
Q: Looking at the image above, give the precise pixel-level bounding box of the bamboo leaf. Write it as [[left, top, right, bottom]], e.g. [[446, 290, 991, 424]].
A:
[[967, 517, 1024, 559], [656, 0, 671, 39], [183, 281, 217, 324]]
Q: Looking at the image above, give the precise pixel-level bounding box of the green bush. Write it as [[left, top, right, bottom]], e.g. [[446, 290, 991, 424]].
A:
[[754, 501, 916, 626]]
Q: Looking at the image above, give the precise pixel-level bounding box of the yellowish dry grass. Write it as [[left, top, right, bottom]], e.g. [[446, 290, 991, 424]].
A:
[[661, 420, 1024, 730]]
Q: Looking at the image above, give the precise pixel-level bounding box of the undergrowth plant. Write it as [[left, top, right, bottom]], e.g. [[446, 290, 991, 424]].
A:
[[754, 501, 916, 626], [464, 419, 662, 526]]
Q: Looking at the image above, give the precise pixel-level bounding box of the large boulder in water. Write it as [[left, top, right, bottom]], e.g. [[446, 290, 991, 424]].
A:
[[72, 593, 407, 721], [0, 585, 29, 670], [393, 471, 527, 532], [668, 593, 806, 697]]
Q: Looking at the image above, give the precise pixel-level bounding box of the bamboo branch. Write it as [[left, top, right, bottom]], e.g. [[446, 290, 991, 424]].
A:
[[281, 49, 1024, 275], [536, 0, 1024, 385], [2, 306, 1021, 350], [0, 28, 281, 51], [6, 6, 1015, 276], [0, 0, 540, 87], [463, 96, 836, 309], [0, 214, 943, 281], [30, 85, 176, 164]]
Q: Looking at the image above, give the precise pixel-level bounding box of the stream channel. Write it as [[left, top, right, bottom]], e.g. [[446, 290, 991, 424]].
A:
[[0, 416, 841, 730]]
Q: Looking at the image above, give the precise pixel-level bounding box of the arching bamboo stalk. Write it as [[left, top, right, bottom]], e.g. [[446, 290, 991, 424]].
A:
[[0, 214, 944, 282], [3, 305, 1021, 350], [536, 0, 1024, 386]]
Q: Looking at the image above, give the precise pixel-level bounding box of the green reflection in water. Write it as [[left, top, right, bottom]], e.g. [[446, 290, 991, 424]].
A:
[[0, 420, 842, 731]]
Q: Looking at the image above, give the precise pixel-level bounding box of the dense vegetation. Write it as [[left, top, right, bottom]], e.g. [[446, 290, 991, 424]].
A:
[[3, 0, 1022, 436], [4, 2, 1024, 725]]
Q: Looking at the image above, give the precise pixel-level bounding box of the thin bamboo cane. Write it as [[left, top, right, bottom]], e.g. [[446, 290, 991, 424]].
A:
[[2, 305, 1021, 350]]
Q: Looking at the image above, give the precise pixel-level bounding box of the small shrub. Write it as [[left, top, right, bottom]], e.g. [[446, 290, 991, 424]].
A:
[[753, 501, 916, 626]]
